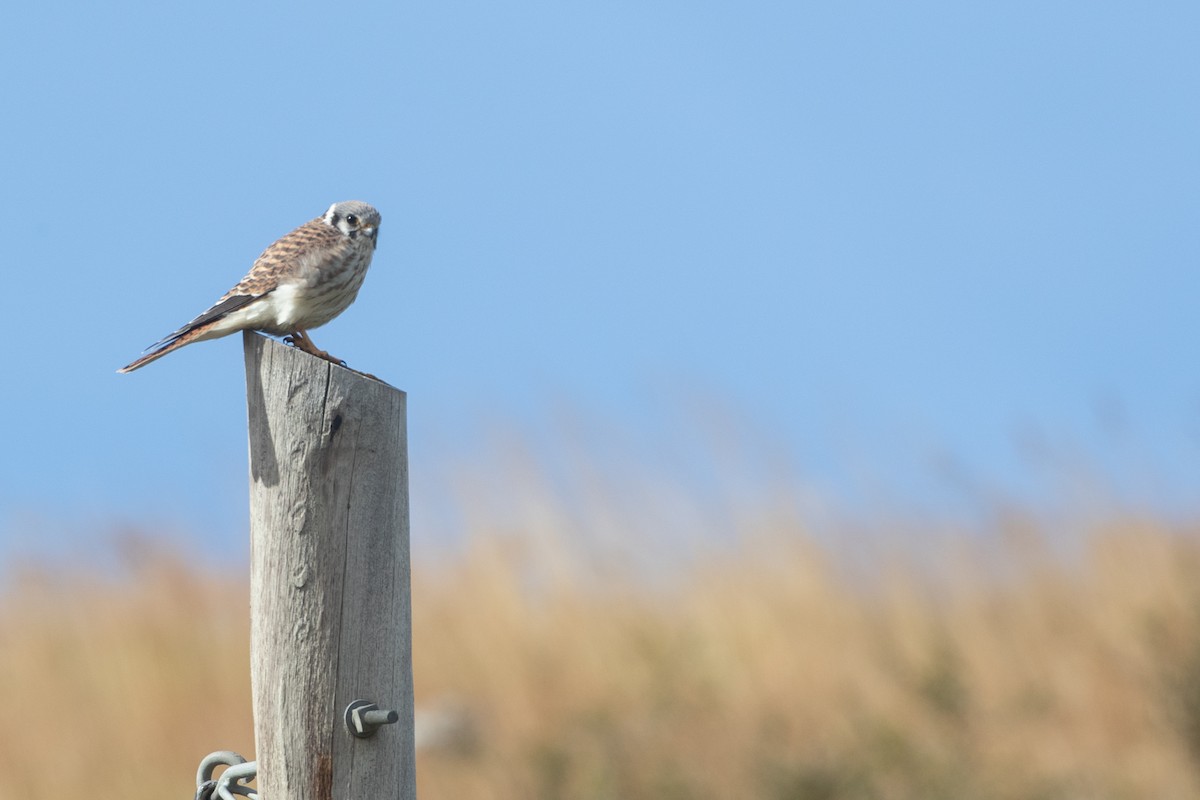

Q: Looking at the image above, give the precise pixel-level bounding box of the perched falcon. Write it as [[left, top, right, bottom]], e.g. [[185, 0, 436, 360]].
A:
[[118, 201, 381, 373]]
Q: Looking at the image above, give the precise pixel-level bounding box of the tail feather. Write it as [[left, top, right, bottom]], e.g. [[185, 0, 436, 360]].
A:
[[117, 326, 213, 373], [117, 293, 264, 374]]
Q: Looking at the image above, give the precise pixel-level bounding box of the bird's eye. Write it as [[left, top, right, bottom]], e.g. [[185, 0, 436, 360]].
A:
[[345, 214, 358, 226]]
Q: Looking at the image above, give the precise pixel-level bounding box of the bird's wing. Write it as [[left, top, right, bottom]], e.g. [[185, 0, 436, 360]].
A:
[[234, 216, 345, 290], [144, 293, 264, 351]]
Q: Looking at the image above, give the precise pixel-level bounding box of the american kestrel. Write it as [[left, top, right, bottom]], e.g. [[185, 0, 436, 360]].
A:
[[118, 200, 381, 373]]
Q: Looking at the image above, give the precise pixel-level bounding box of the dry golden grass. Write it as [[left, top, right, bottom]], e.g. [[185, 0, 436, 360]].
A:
[[3, 502, 1200, 799]]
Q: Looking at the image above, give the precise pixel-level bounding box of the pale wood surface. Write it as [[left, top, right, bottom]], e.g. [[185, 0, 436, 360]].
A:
[[244, 333, 415, 800]]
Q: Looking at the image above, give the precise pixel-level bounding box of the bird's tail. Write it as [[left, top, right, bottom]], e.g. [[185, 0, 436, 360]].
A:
[[117, 293, 263, 374], [117, 327, 212, 373]]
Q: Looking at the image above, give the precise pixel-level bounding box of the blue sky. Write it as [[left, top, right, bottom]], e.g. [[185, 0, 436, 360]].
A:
[[1, 1, 1196, 556]]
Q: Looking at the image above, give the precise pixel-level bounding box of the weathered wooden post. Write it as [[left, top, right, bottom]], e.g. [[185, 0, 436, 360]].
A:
[[243, 332, 416, 800]]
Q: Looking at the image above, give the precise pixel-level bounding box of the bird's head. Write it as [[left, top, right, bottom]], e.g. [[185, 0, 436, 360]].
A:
[[324, 201, 381, 249]]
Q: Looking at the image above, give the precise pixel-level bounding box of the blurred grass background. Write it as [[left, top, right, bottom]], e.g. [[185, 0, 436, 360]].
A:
[[3, 440, 1200, 800]]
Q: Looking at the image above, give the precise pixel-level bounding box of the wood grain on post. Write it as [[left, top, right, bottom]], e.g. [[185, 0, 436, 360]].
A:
[[243, 332, 416, 800]]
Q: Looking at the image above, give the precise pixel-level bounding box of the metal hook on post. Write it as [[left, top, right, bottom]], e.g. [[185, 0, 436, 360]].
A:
[[195, 751, 258, 800]]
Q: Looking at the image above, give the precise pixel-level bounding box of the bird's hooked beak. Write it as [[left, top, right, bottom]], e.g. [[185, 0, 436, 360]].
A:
[[363, 224, 379, 249]]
